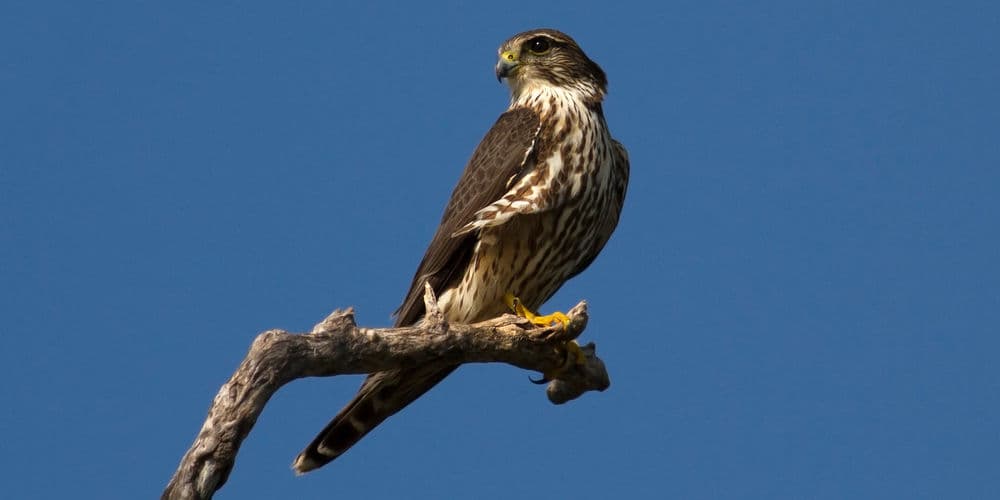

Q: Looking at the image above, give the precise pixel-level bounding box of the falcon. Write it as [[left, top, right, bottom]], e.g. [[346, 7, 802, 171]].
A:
[[293, 28, 629, 473]]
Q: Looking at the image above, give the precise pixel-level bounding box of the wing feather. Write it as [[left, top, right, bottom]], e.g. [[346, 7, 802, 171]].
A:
[[393, 108, 541, 326]]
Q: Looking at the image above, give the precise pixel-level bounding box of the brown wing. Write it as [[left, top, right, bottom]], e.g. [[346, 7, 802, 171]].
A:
[[292, 108, 541, 473], [394, 107, 540, 326]]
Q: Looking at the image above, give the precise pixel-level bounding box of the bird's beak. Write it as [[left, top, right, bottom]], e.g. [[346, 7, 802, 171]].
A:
[[495, 50, 519, 82]]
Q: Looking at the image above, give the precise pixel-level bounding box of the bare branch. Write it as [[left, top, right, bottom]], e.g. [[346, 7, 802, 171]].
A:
[[162, 288, 610, 499]]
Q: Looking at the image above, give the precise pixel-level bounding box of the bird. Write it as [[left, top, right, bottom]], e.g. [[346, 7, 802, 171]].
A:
[[293, 28, 629, 473]]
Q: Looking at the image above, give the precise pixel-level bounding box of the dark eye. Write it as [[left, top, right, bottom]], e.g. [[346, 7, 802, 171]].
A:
[[527, 37, 551, 54]]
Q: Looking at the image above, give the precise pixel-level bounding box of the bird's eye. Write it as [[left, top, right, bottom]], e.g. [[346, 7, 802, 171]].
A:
[[527, 37, 551, 54]]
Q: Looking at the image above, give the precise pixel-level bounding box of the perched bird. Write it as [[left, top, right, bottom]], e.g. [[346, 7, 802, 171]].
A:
[[293, 28, 629, 473]]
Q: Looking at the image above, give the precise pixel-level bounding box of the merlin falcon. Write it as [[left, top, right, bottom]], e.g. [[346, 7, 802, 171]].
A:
[[293, 28, 629, 473]]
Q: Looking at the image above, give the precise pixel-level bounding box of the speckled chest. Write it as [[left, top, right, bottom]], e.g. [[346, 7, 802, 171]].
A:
[[446, 125, 621, 322]]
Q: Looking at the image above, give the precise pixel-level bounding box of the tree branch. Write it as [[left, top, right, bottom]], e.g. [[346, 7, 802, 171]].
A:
[[162, 285, 610, 499]]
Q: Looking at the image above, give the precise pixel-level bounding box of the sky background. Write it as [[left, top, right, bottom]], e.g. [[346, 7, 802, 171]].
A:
[[2, 1, 998, 499]]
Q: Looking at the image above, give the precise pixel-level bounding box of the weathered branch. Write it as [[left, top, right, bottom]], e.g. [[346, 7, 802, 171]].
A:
[[162, 285, 610, 500]]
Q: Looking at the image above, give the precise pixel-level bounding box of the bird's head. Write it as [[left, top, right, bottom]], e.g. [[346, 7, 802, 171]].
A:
[[495, 29, 607, 102]]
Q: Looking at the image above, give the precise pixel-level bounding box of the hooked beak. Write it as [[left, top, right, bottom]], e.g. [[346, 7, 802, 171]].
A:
[[495, 50, 519, 82]]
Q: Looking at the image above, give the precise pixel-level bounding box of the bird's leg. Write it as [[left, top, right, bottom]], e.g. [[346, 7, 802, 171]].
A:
[[503, 293, 570, 329], [503, 293, 583, 383]]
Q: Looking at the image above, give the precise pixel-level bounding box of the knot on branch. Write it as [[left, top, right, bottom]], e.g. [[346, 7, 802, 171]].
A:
[[310, 307, 357, 334]]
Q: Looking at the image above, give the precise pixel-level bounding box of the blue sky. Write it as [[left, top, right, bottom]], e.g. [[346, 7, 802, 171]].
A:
[[2, 1, 998, 499]]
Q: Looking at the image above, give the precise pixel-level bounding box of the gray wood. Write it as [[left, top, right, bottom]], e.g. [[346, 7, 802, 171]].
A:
[[162, 284, 610, 500]]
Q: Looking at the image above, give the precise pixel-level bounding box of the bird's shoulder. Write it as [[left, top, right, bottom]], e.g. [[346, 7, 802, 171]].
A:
[[439, 107, 541, 222]]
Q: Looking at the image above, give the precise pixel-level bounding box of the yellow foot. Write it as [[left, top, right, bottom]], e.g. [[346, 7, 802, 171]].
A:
[[503, 293, 582, 383], [531, 340, 587, 384], [503, 293, 570, 329], [564, 339, 587, 366]]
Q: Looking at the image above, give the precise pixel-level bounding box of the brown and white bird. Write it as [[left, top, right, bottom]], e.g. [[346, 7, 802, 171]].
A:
[[293, 28, 629, 473]]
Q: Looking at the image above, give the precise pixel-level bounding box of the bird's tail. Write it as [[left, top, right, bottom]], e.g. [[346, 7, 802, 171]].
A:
[[292, 365, 458, 473]]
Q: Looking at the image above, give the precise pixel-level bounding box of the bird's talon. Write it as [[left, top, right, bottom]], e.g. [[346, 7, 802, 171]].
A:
[[531, 340, 586, 383], [503, 292, 520, 313], [504, 293, 570, 329], [539, 311, 570, 330], [566, 340, 587, 366]]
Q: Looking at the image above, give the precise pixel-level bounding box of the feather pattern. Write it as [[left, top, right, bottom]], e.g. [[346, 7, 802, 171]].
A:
[[293, 28, 628, 473]]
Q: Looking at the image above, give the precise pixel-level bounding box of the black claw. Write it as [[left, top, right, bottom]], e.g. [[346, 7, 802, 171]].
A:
[[529, 374, 550, 384]]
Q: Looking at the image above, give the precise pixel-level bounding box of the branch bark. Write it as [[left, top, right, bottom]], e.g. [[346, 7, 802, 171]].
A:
[[162, 285, 610, 500]]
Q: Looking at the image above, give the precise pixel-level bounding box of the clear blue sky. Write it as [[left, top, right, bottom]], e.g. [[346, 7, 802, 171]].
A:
[[2, 2, 998, 499]]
